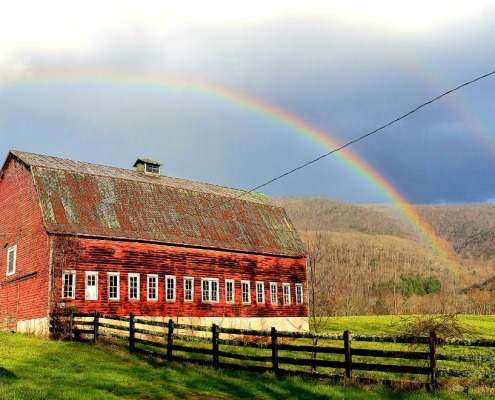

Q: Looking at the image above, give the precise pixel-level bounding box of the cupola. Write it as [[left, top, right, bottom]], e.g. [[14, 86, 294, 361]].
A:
[[133, 158, 162, 175]]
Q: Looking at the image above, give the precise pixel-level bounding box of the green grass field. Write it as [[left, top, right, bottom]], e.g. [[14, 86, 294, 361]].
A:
[[319, 314, 495, 339], [1, 315, 495, 399]]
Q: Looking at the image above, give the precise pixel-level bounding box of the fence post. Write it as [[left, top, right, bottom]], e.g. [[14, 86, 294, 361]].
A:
[[311, 337, 318, 372], [69, 309, 74, 341], [212, 324, 219, 369], [167, 319, 174, 362], [344, 330, 352, 379], [271, 327, 279, 376], [129, 313, 135, 354], [428, 331, 437, 389], [93, 311, 99, 344]]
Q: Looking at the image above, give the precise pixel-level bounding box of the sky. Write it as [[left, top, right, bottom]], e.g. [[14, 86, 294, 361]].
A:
[[1, 0, 495, 205]]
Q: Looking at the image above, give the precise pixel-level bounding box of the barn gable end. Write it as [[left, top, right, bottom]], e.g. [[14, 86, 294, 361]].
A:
[[0, 153, 52, 335]]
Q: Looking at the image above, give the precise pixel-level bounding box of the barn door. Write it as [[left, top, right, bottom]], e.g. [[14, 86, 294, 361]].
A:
[[85, 272, 98, 300]]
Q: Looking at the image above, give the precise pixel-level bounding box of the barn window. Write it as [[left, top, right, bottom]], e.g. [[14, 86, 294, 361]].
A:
[[62, 271, 76, 299], [6, 245, 16, 276], [184, 277, 194, 302], [108, 272, 120, 300], [295, 283, 304, 305], [128, 273, 140, 300], [165, 275, 176, 302], [85, 272, 98, 300], [256, 281, 265, 304], [145, 163, 160, 174], [269, 282, 278, 304], [283, 283, 291, 305], [225, 279, 235, 303], [241, 280, 251, 304], [201, 278, 219, 303], [147, 274, 158, 301]]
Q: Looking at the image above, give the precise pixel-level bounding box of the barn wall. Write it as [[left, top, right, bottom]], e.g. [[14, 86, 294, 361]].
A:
[[55, 237, 308, 331], [0, 157, 51, 330]]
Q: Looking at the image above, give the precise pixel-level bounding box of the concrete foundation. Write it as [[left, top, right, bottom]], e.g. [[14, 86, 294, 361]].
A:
[[137, 315, 309, 332], [10, 315, 309, 339], [16, 317, 50, 337]]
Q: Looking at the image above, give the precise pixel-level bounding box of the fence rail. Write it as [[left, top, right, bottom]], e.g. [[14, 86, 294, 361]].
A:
[[50, 311, 495, 388]]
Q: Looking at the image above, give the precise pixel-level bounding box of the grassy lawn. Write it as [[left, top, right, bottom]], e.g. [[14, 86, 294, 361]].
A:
[[319, 315, 495, 339], [0, 331, 490, 399], [312, 315, 495, 384]]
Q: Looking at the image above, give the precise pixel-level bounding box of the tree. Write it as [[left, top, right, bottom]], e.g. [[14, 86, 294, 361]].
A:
[[49, 235, 82, 339], [304, 231, 340, 334], [395, 313, 464, 340]]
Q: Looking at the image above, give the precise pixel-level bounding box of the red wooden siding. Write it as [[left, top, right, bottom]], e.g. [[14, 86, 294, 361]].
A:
[[0, 157, 51, 326], [55, 237, 308, 318]]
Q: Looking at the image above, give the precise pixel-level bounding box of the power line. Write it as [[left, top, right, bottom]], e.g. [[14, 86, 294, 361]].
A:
[[216, 68, 495, 207]]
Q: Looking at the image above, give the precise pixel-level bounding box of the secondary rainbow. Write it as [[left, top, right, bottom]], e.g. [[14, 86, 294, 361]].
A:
[[0, 69, 457, 272], [389, 48, 495, 155]]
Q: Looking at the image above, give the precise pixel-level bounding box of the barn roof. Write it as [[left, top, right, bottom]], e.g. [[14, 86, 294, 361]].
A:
[[8, 150, 305, 257]]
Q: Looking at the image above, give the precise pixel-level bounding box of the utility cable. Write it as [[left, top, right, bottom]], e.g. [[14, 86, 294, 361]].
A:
[[215, 68, 495, 208]]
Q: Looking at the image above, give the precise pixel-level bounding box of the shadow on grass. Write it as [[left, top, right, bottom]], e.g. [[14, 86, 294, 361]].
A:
[[164, 361, 337, 399], [127, 348, 330, 399], [130, 349, 472, 399], [0, 366, 18, 380]]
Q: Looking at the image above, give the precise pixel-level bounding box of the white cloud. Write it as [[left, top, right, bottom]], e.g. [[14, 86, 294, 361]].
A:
[[2, 0, 494, 80], [325, 1, 493, 32]]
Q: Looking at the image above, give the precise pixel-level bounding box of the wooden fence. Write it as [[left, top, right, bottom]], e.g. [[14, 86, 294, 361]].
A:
[[50, 312, 495, 389]]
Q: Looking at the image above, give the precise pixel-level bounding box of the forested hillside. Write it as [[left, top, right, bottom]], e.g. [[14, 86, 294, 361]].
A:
[[277, 197, 417, 240], [372, 203, 495, 260], [276, 197, 495, 315], [415, 204, 495, 259]]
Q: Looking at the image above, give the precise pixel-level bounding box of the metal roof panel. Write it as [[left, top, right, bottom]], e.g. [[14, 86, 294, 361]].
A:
[[11, 151, 305, 257]]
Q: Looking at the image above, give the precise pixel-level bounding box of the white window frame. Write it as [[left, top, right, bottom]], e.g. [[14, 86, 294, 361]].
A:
[[256, 281, 265, 304], [295, 283, 304, 305], [128, 273, 140, 301], [108, 272, 120, 300], [270, 282, 278, 305], [201, 278, 219, 303], [283, 283, 291, 305], [165, 275, 176, 302], [145, 163, 160, 174], [147, 274, 158, 301], [241, 280, 251, 304], [184, 276, 194, 302], [62, 270, 76, 299], [85, 271, 98, 300], [6, 244, 16, 276], [225, 279, 235, 304]]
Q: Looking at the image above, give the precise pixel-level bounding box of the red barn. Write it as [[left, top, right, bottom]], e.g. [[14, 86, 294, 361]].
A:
[[0, 150, 308, 335]]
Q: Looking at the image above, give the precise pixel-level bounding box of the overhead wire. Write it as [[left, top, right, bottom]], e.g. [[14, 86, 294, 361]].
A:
[[212, 69, 495, 209]]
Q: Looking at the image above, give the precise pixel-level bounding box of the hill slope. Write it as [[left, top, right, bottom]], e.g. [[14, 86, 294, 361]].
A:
[[276, 196, 495, 315], [370, 203, 495, 260], [276, 197, 417, 239]]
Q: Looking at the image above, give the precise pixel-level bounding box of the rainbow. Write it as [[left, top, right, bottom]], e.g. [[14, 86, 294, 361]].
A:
[[0, 69, 459, 275], [173, 78, 459, 274]]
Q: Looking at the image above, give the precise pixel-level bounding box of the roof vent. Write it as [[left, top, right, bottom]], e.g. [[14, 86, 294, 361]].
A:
[[133, 158, 162, 175]]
